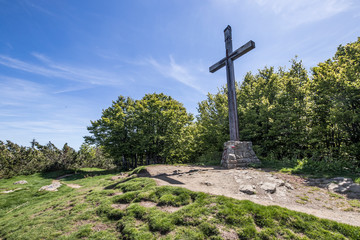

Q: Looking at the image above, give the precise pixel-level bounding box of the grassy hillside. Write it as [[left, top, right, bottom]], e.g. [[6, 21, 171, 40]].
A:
[[1, 168, 359, 240]]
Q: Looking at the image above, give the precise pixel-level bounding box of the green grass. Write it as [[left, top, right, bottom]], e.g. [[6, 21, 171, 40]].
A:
[[328, 192, 345, 199], [295, 195, 310, 205], [1, 168, 360, 239], [308, 187, 321, 194], [349, 200, 360, 209], [129, 166, 148, 176], [261, 157, 360, 183]]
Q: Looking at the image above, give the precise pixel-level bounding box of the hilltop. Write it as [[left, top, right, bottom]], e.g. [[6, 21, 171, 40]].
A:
[[1, 166, 360, 239]]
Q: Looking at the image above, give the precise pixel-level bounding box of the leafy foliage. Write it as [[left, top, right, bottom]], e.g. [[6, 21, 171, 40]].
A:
[[310, 38, 360, 162], [196, 38, 360, 171], [0, 140, 114, 178], [85, 93, 196, 169]]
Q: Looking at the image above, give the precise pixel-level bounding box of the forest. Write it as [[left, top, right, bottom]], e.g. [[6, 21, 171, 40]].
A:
[[1, 37, 359, 178]]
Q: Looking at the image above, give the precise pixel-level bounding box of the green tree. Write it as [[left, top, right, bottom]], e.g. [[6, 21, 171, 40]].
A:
[[85, 96, 135, 167], [196, 59, 310, 160], [196, 87, 229, 155], [85, 93, 194, 168], [133, 93, 194, 164], [310, 37, 360, 162]]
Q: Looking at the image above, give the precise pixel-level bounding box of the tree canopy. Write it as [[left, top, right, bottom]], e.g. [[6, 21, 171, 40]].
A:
[[85, 93, 195, 168], [196, 38, 360, 170]]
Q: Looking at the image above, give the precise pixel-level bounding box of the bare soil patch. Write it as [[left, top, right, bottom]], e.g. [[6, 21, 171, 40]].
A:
[[138, 201, 157, 208], [38, 174, 82, 191], [56, 174, 74, 180], [144, 165, 360, 226], [111, 173, 128, 181], [65, 183, 81, 189], [218, 225, 239, 240], [111, 203, 129, 210], [138, 201, 183, 213]]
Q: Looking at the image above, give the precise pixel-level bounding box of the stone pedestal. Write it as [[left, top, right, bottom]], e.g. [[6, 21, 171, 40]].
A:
[[221, 141, 261, 168]]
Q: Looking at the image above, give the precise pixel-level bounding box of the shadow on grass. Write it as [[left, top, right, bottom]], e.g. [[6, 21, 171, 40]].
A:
[[260, 158, 360, 179], [104, 177, 135, 190], [39, 168, 122, 181]]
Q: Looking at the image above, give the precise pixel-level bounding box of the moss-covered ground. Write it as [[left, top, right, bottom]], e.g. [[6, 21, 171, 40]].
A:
[[1, 168, 359, 239]]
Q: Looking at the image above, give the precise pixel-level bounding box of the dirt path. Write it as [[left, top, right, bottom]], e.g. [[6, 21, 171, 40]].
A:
[[142, 165, 360, 227]]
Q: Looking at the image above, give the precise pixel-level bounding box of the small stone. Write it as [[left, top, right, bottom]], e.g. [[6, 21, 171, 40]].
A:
[[284, 183, 294, 190], [228, 160, 238, 164], [273, 179, 285, 186], [332, 177, 353, 186], [239, 185, 256, 195], [348, 184, 360, 193], [327, 183, 340, 192], [14, 180, 28, 185], [235, 178, 243, 183], [39, 182, 62, 192], [332, 177, 346, 182], [226, 164, 237, 169], [228, 154, 236, 160], [261, 182, 277, 194], [201, 181, 213, 186], [2, 190, 15, 193], [2, 188, 22, 194]]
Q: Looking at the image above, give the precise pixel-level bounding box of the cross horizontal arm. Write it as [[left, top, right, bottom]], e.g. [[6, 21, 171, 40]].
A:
[[230, 40, 255, 62], [209, 40, 255, 73]]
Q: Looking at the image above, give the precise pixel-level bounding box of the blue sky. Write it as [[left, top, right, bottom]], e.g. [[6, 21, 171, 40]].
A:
[[1, 0, 359, 150]]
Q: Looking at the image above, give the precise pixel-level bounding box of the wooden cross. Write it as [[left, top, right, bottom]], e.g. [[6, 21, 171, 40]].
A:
[[209, 25, 255, 141]]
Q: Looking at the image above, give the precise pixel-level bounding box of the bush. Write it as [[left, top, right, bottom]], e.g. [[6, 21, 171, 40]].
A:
[[0, 140, 114, 178]]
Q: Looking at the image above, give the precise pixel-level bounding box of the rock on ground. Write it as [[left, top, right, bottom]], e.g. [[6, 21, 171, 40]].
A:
[[14, 180, 28, 185], [39, 181, 61, 191], [261, 182, 277, 194], [239, 185, 256, 195]]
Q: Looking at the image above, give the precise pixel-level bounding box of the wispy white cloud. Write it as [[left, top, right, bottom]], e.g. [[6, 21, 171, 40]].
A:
[[253, 0, 352, 26], [0, 112, 20, 117], [22, 0, 57, 17], [52, 85, 94, 94], [0, 53, 121, 86], [0, 75, 45, 105], [1, 120, 85, 134], [0, 75, 92, 148], [147, 56, 208, 95], [211, 0, 352, 27], [0, 118, 89, 149]]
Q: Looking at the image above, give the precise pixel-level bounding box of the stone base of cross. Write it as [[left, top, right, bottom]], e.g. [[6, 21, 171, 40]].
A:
[[209, 25, 261, 168], [221, 141, 261, 168]]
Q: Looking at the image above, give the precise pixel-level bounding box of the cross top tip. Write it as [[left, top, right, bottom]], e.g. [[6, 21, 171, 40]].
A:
[[224, 25, 231, 32]]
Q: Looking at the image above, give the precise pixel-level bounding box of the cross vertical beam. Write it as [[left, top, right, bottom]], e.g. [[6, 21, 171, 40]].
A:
[[224, 26, 239, 141], [209, 25, 255, 141]]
